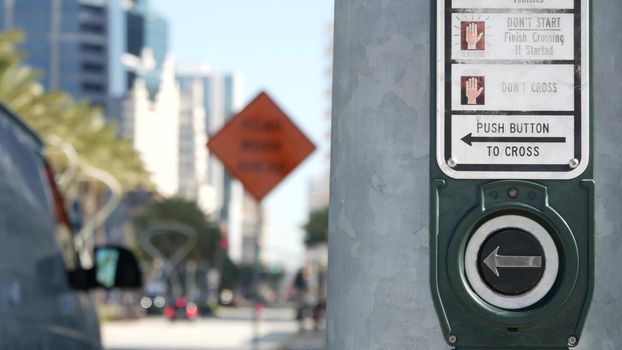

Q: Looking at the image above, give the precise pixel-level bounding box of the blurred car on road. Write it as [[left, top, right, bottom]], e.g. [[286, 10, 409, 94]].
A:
[[140, 295, 166, 315], [164, 296, 199, 321], [0, 104, 142, 349]]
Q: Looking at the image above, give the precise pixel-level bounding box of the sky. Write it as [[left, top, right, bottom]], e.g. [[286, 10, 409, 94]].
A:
[[150, 0, 335, 269]]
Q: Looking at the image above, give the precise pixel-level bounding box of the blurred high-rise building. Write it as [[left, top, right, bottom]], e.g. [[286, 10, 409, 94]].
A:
[[108, 0, 168, 127], [176, 64, 245, 217], [0, 0, 110, 109], [122, 58, 180, 196], [0, 0, 168, 120], [108, 0, 177, 196], [176, 64, 263, 264], [177, 75, 210, 204], [122, 0, 167, 99]]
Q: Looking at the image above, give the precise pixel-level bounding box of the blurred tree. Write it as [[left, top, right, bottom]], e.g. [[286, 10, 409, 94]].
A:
[[303, 207, 329, 247], [134, 197, 242, 296], [219, 255, 241, 291], [0, 30, 150, 192], [134, 197, 223, 265]]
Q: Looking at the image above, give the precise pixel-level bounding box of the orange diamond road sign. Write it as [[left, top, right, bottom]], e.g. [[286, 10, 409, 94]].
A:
[[207, 91, 316, 202]]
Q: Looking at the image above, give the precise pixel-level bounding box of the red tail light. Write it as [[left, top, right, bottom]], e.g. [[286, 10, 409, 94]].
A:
[[175, 297, 187, 308], [43, 161, 71, 228], [186, 303, 198, 319], [164, 306, 175, 318]]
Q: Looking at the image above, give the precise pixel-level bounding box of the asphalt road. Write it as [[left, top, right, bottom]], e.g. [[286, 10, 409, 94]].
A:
[[102, 307, 298, 350], [280, 331, 325, 350]]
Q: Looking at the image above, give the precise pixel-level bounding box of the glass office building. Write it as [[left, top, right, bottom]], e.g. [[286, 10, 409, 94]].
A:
[[0, 0, 168, 115], [125, 0, 168, 100], [176, 68, 244, 222], [1, 0, 110, 109]]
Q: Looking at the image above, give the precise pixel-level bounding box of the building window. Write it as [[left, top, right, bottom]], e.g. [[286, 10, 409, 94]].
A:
[[81, 83, 104, 93], [80, 43, 105, 54], [80, 23, 104, 34], [80, 4, 104, 16], [81, 63, 105, 74]]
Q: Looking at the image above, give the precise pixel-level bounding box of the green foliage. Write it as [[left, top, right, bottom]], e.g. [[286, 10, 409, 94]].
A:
[[303, 207, 329, 247], [0, 30, 151, 192], [134, 197, 222, 264], [219, 255, 241, 290]]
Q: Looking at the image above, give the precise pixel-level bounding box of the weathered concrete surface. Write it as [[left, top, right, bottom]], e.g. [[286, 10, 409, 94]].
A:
[[328, 1, 446, 349], [329, 0, 622, 349], [577, 0, 622, 348]]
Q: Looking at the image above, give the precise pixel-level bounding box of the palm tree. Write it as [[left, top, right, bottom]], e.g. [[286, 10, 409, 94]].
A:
[[0, 30, 151, 191], [0, 30, 155, 261]]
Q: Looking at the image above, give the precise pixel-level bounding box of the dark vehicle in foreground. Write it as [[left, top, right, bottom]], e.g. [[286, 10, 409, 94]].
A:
[[164, 296, 199, 321], [0, 104, 142, 349]]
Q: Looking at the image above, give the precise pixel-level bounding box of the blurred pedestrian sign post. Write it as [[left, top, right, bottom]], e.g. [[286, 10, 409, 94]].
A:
[[207, 91, 315, 349]]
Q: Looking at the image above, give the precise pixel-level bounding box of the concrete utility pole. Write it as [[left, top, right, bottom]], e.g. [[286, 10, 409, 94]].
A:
[[329, 0, 622, 349], [328, 1, 446, 348], [578, 0, 622, 348]]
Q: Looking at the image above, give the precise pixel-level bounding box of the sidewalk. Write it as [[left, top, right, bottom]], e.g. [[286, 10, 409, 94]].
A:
[[280, 330, 325, 350]]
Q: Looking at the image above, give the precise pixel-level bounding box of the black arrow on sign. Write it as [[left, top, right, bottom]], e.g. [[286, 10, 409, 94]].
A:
[[461, 133, 567, 146]]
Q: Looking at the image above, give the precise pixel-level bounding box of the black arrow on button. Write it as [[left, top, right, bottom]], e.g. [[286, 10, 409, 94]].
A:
[[461, 133, 567, 146]]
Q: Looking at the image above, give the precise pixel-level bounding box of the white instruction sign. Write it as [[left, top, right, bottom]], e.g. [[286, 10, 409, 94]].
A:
[[436, 0, 590, 179]]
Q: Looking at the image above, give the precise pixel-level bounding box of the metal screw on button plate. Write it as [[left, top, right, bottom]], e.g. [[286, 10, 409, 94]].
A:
[[447, 334, 458, 345], [447, 158, 458, 168], [569, 158, 580, 169], [568, 335, 579, 347]]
